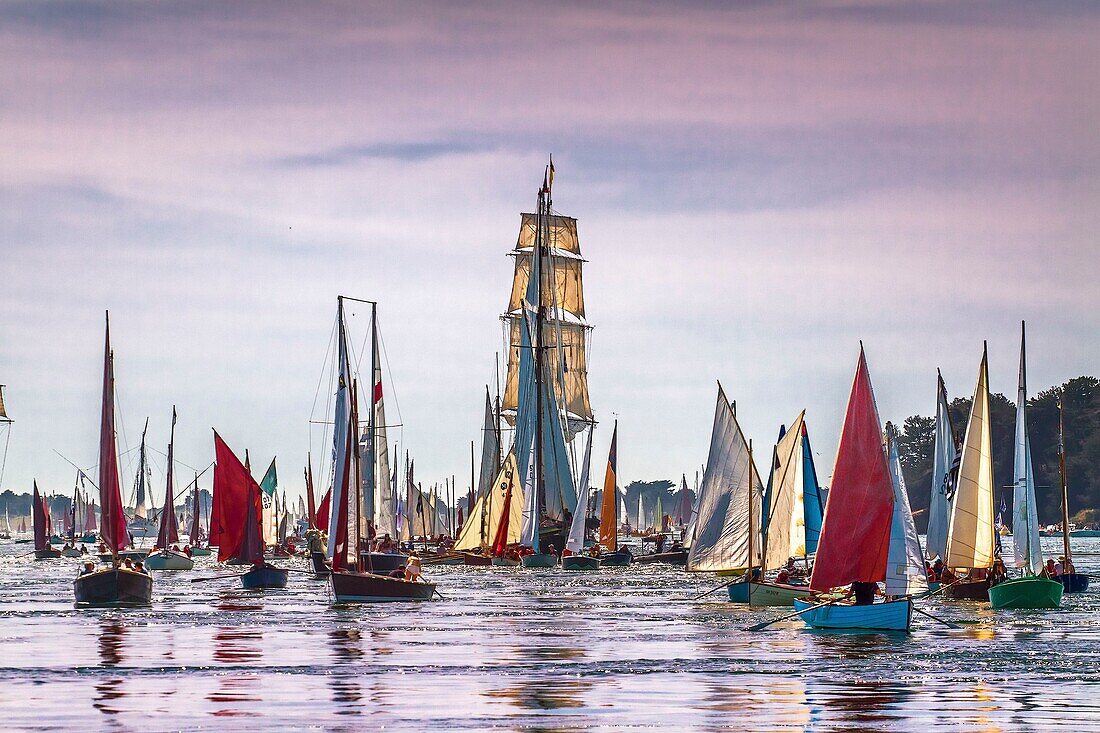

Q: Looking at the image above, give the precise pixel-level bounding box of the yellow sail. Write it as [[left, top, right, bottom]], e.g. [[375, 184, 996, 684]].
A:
[[515, 213, 581, 255], [502, 317, 592, 421], [453, 451, 524, 551], [945, 346, 996, 569], [599, 424, 619, 551]]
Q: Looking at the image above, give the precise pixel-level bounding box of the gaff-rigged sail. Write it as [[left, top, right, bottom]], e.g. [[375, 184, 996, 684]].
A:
[[565, 426, 595, 554], [810, 347, 894, 592], [1012, 323, 1042, 575], [885, 424, 928, 596], [211, 432, 264, 565], [945, 345, 996, 570], [98, 314, 128, 555], [687, 385, 763, 573], [155, 408, 180, 550], [33, 482, 50, 551], [454, 451, 524, 551], [925, 372, 956, 562]]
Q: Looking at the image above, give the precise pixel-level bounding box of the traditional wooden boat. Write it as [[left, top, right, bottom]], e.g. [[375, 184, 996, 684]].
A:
[[331, 570, 435, 602], [797, 347, 926, 632], [358, 551, 408, 573], [794, 597, 912, 632], [241, 562, 289, 590], [463, 552, 492, 566], [636, 549, 688, 565], [989, 576, 1063, 609], [144, 549, 194, 571], [61, 546, 83, 558], [925, 371, 957, 568], [521, 552, 557, 568], [73, 315, 154, 608], [600, 550, 632, 567], [1059, 574, 1089, 593], [35, 547, 62, 559], [727, 579, 811, 606], [421, 552, 463, 566], [74, 566, 153, 607], [32, 483, 60, 559], [942, 345, 998, 604], [562, 555, 599, 570], [492, 556, 520, 567], [310, 550, 330, 574], [189, 546, 212, 557], [1053, 390, 1088, 594]]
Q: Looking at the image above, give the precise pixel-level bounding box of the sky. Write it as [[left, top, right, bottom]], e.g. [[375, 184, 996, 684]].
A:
[[2, 1, 1098, 505]]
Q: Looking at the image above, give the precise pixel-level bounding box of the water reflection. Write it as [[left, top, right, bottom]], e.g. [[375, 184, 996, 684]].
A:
[[808, 679, 908, 728], [97, 617, 126, 667]]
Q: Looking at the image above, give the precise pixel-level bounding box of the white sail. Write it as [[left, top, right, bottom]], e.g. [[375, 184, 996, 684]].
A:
[[519, 430, 539, 548], [1012, 323, 1043, 575], [565, 427, 594, 554], [637, 495, 644, 530], [372, 317, 395, 538], [925, 373, 956, 561], [687, 385, 764, 573], [762, 412, 806, 570], [885, 424, 929, 596], [945, 346, 996, 570], [477, 389, 500, 500]]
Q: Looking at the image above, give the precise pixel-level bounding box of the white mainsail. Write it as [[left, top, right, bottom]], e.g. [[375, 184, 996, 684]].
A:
[[925, 372, 956, 561], [885, 424, 929, 596], [687, 385, 763, 573], [761, 412, 806, 570], [945, 345, 996, 570], [371, 310, 395, 538], [637, 495, 644, 531], [565, 427, 594, 554], [1012, 323, 1043, 575]]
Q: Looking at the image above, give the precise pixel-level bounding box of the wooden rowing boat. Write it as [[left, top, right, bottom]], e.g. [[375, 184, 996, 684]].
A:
[[988, 576, 1063, 609], [330, 570, 435, 603], [521, 553, 556, 568], [144, 549, 195, 571], [793, 597, 912, 632], [945, 577, 989, 601], [600, 550, 632, 567], [240, 563, 288, 589], [463, 552, 492, 566], [727, 579, 812, 606], [74, 567, 153, 608], [562, 555, 599, 570], [1059, 573, 1090, 593]]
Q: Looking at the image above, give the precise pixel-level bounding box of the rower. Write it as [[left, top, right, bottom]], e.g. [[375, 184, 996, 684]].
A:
[[852, 581, 878, 605]]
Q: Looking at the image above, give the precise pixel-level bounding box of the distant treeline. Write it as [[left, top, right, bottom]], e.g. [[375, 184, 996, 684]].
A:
[[896, 376, 1098, 530], [0, 489, 213, 521]]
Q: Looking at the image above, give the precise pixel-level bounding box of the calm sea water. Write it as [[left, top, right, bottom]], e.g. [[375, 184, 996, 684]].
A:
[[1, 537, 1098, 731]]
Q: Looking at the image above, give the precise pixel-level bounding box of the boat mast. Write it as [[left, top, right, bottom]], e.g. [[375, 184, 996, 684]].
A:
[[746, 438, 754, 605], [1057, 393, 1072, 567], [366, 302, 378, 543], [533, 173, 548, 551]]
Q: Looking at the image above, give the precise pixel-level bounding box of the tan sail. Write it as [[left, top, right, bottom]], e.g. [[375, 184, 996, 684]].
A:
[[945, 346, 996, 569], [508, 255, 585, 319], [502, 316, 592, 421], [0, 385, 8, 421], [762, 411, 806, 570], [454, 451, 524, 551], [515, 213, 581, 255]]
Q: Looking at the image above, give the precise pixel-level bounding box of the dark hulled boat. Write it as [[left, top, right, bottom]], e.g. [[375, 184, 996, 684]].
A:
[[945, 576, 990, 601], [331, 570, 435, 602], [562, 555, 599, 570], [1060, 573, 1090, 593], [241, 563, 289, 590], [358, 551, 408, 574], [74, 314, 154, 608]]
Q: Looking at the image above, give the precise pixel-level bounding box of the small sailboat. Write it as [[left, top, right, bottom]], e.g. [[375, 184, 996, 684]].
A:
[[74, 314, 154, 607], [455, 388, 505, 566], [325, 297, 436, 602], [988, 325, 1063, 609], [1, 507, 11, 540], [595, 422, 631, 567], [1054, 390, 1089, 593], [32, 482, 60, 559], [563, 426, 599, 570], [187, 474, 212, 556], [145, 408, 194, 571], [794, 346, 913, 632], [925, 371, 957, 573], [943, 345, 997, 601]]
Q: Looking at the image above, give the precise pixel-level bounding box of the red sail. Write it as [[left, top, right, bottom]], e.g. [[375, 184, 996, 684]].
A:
[[188, 482, 202, 544], [809, 347, 894, 592], [316, 489, 331, 532], [156, 409, 180, 549], [305, 460, 317, 529], [33, 482, 49, 551], [211, 432, 265, 564], [490, 481, 514, 557], [98, 314, 129, 555]]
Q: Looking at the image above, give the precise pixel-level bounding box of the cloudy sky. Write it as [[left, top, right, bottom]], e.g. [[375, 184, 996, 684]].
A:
[[2, 1, 1097, 503]]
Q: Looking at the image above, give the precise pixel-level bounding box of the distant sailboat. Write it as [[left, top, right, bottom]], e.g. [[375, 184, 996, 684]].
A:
[[563, 426, 598, 570], [988, 323, 1063, 609], [794, 346, 913, 631], [943, 344, 997, 601], [925, 371, 957, 563], [884, 423, 929, 599], [1055, 390, 1089, 593], [187, 473, 212, 556], [74, 314, 153, 606], [33, 482, 60, 559], [127, 419, 155, 538], [595, 422, 631, 567], [146, 408, 193, 571]]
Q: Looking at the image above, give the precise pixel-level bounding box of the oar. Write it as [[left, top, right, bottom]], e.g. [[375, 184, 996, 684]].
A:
[[689, 576, 743, 602], [190, 574, 242, 583], [917, 577, 964, 601], [913, 605, 961, 629], [748, 598, 838, 631], [432, 587, 446, 600]]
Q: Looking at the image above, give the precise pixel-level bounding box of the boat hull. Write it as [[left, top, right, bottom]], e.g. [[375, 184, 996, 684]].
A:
[[240, 564, 289, 590], [600, 551, 633, 567], [492, 557, 520, 567], [793, 598, 912, 632], [562, 555, 600, 570], [310, 551, 331, 574], [144, 550, 195, 571], [189, 547, 212, 557], [521, 553, 557, 568], [988, 576, 1063, 609], [728, 580, 812, 606], [74, 568, 153, 607], [358, 552, 409, 573], [1060, 573, 1090, 593], [463, 552, 492, 566], [945, 578, 989, 601], [330, 571, 436, 603], [34, 548, 62, 560], [634, 550, 688, 566], [61, 548, 84, 558]]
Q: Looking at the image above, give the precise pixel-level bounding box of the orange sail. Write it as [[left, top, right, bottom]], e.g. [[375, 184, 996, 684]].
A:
[[810, 346, 894, 592], [599, 422, 619, 552]]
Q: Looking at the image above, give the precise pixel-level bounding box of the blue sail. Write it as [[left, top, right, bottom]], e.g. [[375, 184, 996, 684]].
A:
[[801, 423, 825, 555]]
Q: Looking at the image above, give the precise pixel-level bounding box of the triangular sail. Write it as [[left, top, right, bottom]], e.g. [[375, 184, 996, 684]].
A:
[[761, 411, 806, 570], [98, 315, 128, 555], [188, 476, 203, 543], [211, 432, 265, 564], [800, 424, 825, 556], [326, 298, 355, 569], [565, 427, 595, 554], [455, 451, 525, 551], [1012, 323, 1042, 575], [687, 385, 764, 573], [155, 408, 180, 549], [810, 347, 894, 592], [598, 423, 619, 552], [925, 372, 957, 561], [885, 424, 929, 596], [33, 482, 49, 551], [945, 346, 996, 570], [258, 458, 277, 546]]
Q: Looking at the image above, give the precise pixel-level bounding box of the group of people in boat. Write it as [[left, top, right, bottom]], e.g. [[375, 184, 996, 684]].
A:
[[78, 557, 151, 576]]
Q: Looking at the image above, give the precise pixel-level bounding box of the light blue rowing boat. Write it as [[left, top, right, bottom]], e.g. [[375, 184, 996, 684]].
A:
[[793, 597, 912, 632]]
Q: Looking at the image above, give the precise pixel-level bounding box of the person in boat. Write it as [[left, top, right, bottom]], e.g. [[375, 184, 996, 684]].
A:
[[123, 558, 134, 570], [134, 561, 147, 574], [98, 542, 108, 553], [932, 558, 945, 582], [388, 564, 406, 579], [1056, 557, 1075, 575], [776, 567, 791, 584], [851, 581, 879, 606], [404, 557, 423, 582], [183, 545, 192, 557], [989, 558, 1008, 587], [655, 534, 667, 553], [547, 544, 557, 557], [80, 544, 89, 556], [80, 561, 95, 576]]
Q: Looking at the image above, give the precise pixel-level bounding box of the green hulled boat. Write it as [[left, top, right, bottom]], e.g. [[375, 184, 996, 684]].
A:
[[989, 576, 1063, 610]]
